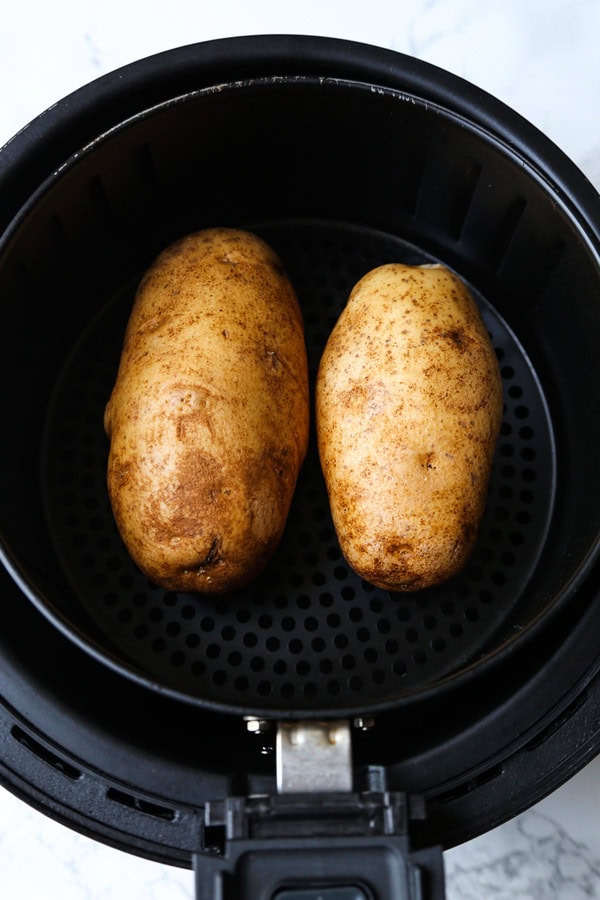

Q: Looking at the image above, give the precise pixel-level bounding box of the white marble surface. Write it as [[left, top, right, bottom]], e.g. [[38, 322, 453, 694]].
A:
[[1, 0, 600, 897]]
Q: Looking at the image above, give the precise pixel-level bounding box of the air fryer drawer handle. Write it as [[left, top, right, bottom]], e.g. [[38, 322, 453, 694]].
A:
[[193, 793, 446, 900]]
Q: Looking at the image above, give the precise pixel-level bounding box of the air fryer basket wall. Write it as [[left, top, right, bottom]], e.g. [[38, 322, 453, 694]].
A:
[[1, 35, 600, 864]]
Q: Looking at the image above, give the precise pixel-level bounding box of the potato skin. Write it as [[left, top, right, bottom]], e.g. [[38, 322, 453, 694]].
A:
[[316, 263, 503, 592], [104, 228, 309, 593]]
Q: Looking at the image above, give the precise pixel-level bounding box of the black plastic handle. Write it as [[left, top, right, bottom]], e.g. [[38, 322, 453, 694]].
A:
[[193, 793, 446, 899], [194, 839, 446, 900]]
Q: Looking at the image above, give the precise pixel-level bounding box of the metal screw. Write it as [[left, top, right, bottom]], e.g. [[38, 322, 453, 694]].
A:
[[245, 718, 271, 735], [353, 717, 375, 731]]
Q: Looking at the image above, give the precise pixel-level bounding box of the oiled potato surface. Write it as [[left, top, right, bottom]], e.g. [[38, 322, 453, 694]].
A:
[[316, 263, 503, 591], [104, 228, 309, 593]]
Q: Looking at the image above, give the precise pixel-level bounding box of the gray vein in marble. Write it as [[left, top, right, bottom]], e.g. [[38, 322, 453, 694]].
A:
[[446, 810, 600, 899], [84, 34, 104, 70]]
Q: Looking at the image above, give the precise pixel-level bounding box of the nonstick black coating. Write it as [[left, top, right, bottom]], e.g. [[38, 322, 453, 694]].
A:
[[1, 64, 600, 722], [41, 219, 555, 712]]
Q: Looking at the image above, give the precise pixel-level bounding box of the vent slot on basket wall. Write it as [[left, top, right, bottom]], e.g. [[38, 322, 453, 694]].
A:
[[11, 725, 82, 781]]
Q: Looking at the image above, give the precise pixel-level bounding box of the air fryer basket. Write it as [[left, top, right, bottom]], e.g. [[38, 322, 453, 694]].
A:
[[1, 34, 600, 880], [40, 216, 557, 714]]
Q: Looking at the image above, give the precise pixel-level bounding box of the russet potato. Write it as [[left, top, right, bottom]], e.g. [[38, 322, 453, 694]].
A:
[[316, 263, 503, 591], [104, 228, 309, 593]]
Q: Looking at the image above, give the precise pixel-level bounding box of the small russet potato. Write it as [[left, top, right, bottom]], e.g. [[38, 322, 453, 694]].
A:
[[104, 228, 309, 593], [316, 263, 503, 592]]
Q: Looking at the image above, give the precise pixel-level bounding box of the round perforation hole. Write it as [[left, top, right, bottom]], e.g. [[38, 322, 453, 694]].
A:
[[42, 221, 555, 712]]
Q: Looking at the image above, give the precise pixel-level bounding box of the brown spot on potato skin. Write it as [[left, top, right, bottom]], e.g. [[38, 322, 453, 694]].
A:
[[104, 228, 309, 593], [316, 262, 503, 592]]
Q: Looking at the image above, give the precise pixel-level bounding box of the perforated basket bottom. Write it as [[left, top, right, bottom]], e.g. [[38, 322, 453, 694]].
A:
[[42, 220, 555, 713]]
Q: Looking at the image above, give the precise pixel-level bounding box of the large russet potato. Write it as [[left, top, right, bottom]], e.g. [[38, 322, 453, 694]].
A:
[[104, 228, 309, 593], [316, 263, 503, 592]]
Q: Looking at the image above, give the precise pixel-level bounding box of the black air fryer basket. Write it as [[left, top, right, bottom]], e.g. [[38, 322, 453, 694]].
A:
[[1, 35, 600, 899]]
